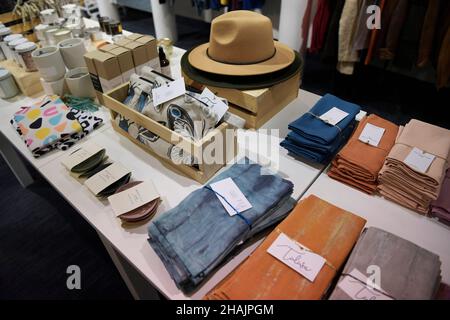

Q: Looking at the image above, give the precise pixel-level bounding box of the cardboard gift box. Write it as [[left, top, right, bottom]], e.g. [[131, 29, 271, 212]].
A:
[[184, 72, 301, 129], [102, 83, 237, 183]]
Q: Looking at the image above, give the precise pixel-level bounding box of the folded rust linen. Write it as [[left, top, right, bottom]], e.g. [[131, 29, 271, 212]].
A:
[[378, 119, 450, 214], [205, 195, 366, 300], [328, 114, 399, 194], [329, 227, 442, 300]]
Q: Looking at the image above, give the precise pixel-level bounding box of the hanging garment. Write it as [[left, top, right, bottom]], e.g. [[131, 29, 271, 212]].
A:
[[321, 0, 345, 63], [392, 0, 428, 69], [328, 114, 399, 194], [10, 96, 103, 158], [431, 169, 450, 224], [329, 227, 442, 300], [205, 195, 366, 300], [437, 24, 450, 89], [309, 0, 331, 54], [365, 0, 386, 65], [337, 0, 361, 75], [301, 0, 316, 54], [417, 0, 441, 67], [352, 0, 378, 51], [148, 158, 295, 293], [377, 0, 409, 60], [280, 94, 360, 164], [378, 119, 450, 214]]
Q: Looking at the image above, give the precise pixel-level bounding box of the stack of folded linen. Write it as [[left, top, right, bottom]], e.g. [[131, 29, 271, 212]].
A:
[[205, 195, 366, 300], [431, 169, 450, 225], [378, 119, 450, 214], [10, 95, 103, 158], [147, 158, 296, 294], [328, 114, 399, 194], [329, 227, 442, 300], [281, 94, 360, 164]]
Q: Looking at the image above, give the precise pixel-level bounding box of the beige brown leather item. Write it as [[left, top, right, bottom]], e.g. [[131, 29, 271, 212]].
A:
[[188, 10, 295, 76]]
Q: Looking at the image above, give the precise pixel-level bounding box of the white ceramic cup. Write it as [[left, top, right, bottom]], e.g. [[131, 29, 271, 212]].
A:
[[32, 46, 66, 82], [65, 67, 95, 98], [58, 38, 87, 69]]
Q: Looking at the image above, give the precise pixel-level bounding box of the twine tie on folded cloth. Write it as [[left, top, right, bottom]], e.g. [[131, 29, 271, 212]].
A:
[[307, 111, 343, 135], [339, 272, 397, 300]]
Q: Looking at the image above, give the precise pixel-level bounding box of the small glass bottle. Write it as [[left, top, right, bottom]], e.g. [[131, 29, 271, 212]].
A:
[[159, 46, 171, 78]]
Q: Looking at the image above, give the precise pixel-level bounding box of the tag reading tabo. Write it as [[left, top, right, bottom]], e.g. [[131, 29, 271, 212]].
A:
[[152, 77, 186, 106], [337, 269, 393, 300], [108, 181, 160, 217], [267, 233, 326, 282], [358, 123, 386, 147], [199, 87, 229, 124], [61, 142, 104, 171], [403, 147, 436, 173], [209, 177, 252, 216], [319, 107, 349, 126]]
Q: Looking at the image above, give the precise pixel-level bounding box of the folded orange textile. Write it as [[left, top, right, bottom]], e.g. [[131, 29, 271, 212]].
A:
[[378, 119, 450, 214], [205, 195, 366, 300], [328, 114, 399, 194]]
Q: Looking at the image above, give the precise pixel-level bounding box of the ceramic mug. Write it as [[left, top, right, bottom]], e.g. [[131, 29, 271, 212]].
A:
[[58, 38, 86, 69], [65, 67, 95, 98], [32, 46, 66, 82]]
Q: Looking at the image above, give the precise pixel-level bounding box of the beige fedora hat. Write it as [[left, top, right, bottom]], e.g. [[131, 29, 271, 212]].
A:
[[188, 10, 295, 76]]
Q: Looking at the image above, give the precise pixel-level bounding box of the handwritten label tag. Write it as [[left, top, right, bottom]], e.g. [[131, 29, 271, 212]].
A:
[[319, 107, 349, 126], [337, 269, 393, 300], [358, 123, 386, 147], [152, 77, 185, 106], [403, 147, 436, 173], [199, 88, 229, 124], [108, 181, 160, 217], [209, 177, 252, 216], [267, 233, 325, 282], [61, 142, 104, 171], [84, 162, 131, 196]]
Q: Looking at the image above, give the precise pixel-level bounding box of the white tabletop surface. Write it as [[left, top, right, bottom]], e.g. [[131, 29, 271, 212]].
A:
[[302, 172, 450, 284]]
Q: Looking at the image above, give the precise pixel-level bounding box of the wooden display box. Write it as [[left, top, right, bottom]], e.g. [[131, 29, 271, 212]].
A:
[[0, 60, 43, 97], [184, 72, 301, 129], [103, 83, 237, 183]]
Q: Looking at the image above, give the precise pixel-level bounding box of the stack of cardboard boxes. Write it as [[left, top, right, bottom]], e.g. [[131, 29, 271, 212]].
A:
[[84, 33, 159, 104]]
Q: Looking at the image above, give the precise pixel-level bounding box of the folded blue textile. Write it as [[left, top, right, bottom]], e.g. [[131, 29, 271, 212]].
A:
[[281, 119, 356, 164], [148, 158, 295, 293], [281, 94, 360, 163], [288, 94, 360, 145]]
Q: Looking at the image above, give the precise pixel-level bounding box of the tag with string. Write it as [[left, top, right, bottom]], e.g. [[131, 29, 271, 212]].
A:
[[152, 77, 186, 106]]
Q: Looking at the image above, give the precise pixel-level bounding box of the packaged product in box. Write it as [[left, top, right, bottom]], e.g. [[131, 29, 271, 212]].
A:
[[124, 41, 147, 74], [136, 35, 159, 71]]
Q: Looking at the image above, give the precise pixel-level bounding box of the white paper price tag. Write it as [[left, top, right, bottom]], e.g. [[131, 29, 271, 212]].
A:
[[199, 87, 229, 124], [61, 142, 104, 171], [152, 77, 186, 106], [319, 107, 349, 126], [358, 123, 386, 147], [209, 177, 252, 216], [267, 233, 326, 282], [108, 181, 160, 217], [84, 162, 131, 196], [337, 269, 393, 300], [403, 147, 436, 173]]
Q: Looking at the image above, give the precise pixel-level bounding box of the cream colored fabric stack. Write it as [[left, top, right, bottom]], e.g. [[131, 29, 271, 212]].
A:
[[378, 119, 450, 214]]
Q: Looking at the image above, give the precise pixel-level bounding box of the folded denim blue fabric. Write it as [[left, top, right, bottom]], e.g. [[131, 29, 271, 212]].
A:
[[281, 119, 356, 163], [148, 158, 294, 293], [281, 94, 360, 163], [288, 94, 360, 145]]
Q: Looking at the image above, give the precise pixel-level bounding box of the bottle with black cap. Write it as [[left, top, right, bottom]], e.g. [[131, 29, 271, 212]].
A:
[[158, 46, 171, 78]]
